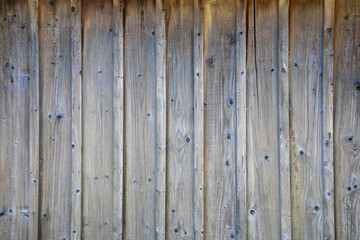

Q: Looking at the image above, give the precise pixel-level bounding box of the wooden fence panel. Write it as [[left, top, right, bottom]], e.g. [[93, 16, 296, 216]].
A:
[[0, 0, 360, 239]]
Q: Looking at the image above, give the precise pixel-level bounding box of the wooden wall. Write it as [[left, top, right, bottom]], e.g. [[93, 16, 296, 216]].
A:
[[0, 0, 359, 239]]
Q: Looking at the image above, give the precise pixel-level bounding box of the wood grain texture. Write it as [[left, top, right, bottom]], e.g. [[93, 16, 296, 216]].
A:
[[203, 0, 237, 239], [0, 1, 31, 238], [289, 0, 324, 239], [28, 0, 40, 239], [123, 0, 157, 239], [279, 0, 291, 239], [165, 0, 194, 239], [155, 0, 166, 238], [112, 0, 124, 238], [82, 0, 114, 238], [334, 0, 360, 238], [246, 0, 280, 238], [323, 0, 335, 239], [38, 0, 72, 238], [235, 0, 247, 238], [1, 1, 360, 239], [70, 0, 82, 239], [193, 0, 204, 239]]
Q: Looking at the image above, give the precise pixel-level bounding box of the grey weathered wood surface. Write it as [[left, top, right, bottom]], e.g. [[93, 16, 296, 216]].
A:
[[38, 0, 72, 238], [334, 0, 360, 239], [289, 0, 324, 239], [0, 0, 359, 239], [203, 0, 237, 239]]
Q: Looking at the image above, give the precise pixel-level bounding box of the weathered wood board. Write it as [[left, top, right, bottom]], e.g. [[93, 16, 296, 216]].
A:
[[0, 0, 359, 239]]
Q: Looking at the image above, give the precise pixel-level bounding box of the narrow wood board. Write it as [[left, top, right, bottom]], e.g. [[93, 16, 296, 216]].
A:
[[166, 0, 195, 238], [279, 0, 291, 239], [246, 0, 280, 238], [334, 0, 360, 238], [38, 0, 72, 238], [70, 0, 82, 239], [123, 0, 158, 239], [289, 0, 324, 238], [203, 0, 237, 238], [0, 0, 31, 238], [82, 0, 115, 238], [323, 0, 335, 239], [193, 0, 204, 238]]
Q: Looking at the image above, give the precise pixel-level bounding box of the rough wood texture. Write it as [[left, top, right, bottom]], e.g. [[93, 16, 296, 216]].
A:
[[235, 0, 247, 238], [123, 0, 157, 239], [323, 0, 335, 239], [279, 0, 291, 239], [334, 0, 360, 239], [82, 0, 115, 238], [193, 0, 204, 239], [28, 0, 40, 239], [70, 0, 82, 239], [166, 0, 194, 239], [1, 0, 360, 239], [247, 0, 280, 239], [0, 1, 31, 239], [155, 0, 166, 239], [203, 0, 237, 239], [112, 0, 124, 238], [289, 0, 324, 239], [38, 0, 72, 238]]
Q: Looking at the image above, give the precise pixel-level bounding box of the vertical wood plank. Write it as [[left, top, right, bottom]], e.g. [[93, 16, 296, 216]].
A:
[[70, 0, 82, 239], [155, 0, 166, 238], [166, 0, 194, 238], [246, 0, 280, 239], [113, 0, 124, 238], [323, 0, 335, 239], [203, 0, 237, 238], [334, 0, 360, 238], [123, 0, 157, 239], [235, 0, 247, 238], [38, 0, 72, 239], [278, 0, 291, 239], [289, 0, 324, 239], [82, 0, 114, 238], [193, 0, 204, 239], [0, 1, 32, 239], [28, 0, 40, 239]]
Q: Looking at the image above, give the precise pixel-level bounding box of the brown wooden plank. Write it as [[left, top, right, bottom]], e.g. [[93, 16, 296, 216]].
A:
[[38, 0, 72, 238], [0, 0, 32, 238], [246, 0, 280, 238], [235, 0, 247, 238], [279, 0, 291, 239], [193, 0, 204, 238], [82, 0, 115, 238], [203, 0, 237, 238], [323, 0, 335, 239], [289, 0, 324, 238], [70, 0, 82, 239], [123, 0, 158, 239], [165, 0, 194, 238], [334, 0, 360, 238]]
